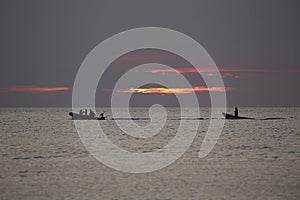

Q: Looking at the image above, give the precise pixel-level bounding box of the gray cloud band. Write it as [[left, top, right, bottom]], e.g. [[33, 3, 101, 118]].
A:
[[72, 27, 226, 173]]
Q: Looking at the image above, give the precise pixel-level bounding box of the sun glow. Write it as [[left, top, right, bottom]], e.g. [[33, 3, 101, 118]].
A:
[[116, 86, 229, 94]]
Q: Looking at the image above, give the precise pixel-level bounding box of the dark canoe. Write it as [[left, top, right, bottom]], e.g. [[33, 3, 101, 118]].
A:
[[69, 112, 105, 120], [222, 112, 255, 120]]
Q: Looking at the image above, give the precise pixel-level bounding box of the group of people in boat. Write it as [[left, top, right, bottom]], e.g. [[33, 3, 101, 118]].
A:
[[78, 109, 103, 118], [69, 108, 105, 120]]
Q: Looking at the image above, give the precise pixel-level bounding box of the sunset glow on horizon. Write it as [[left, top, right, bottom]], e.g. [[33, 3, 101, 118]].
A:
[[0, 86, 70, 93], [115, 86, 230, 95]]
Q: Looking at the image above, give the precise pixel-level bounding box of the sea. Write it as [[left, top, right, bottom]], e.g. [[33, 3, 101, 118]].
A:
[[0, 107, 299, 199]]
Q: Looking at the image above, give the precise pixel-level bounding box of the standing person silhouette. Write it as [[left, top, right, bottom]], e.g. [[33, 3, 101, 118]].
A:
[[234, 107, 239, 117], [84, 109, 88, 116]]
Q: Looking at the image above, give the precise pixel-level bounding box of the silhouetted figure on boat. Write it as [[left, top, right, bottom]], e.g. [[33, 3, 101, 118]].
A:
[[89, 109, 95, 118], [79, 109, 83, 115], [234, 107, 238, 117], [84, 109, 88, 116], [99, 112, 105, 120]]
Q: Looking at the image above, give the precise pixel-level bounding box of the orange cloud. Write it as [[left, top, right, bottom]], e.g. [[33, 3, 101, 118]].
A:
[[115, 86, 230, 95], [0, 86, 70, 93]]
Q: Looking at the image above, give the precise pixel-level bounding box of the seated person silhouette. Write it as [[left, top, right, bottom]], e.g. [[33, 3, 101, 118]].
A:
[[89, 109, 96, 118], [99, 113, 105, 120]]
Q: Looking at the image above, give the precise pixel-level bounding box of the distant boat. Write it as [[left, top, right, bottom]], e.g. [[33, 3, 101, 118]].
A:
[[69, 112, 105, 120], [222, 112, 255, 120]]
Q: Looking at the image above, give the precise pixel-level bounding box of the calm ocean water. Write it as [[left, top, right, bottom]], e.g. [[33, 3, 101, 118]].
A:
[[0, 107, 299, 199]]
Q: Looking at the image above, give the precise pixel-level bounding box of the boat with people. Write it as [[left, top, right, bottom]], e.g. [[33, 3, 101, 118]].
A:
[[69, 109, 105, 120], [222, 107, 255, 119], [222, 112, 255, 120]]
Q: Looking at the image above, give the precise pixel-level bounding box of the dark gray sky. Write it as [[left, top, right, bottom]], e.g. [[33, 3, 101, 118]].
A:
[[0, 0, 299, 107]]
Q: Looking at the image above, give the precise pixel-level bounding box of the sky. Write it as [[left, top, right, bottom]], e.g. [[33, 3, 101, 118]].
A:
[[0, 0, 299, 107]]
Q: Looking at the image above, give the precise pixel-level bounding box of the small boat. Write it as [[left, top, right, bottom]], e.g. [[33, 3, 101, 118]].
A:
[[69, 112, 105, 120], [222, 112, 255, 120]]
